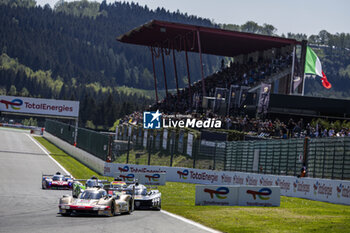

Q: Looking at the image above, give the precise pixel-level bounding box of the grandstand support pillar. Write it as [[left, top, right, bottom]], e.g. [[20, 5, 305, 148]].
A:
[[184, 41, 192, 105], [196, 29, 206, 96], [161, 48, 169, 98], [289, 45, 296, 94], [150, 47, 159, 102], [74, 118, 78, 146], [172, 48, 180, 97]]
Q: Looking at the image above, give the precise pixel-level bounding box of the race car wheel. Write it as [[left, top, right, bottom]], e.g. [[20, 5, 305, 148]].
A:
[[60, 213, 70, 217], [127, 200, 132, 214], [42, 182, 46, 189], [122, 200, 132, 215], [155, 200, 161, 211], [111, 201, 115, 216]]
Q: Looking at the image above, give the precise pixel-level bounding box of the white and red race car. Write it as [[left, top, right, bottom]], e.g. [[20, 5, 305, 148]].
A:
[[42, 172, 73, 190]]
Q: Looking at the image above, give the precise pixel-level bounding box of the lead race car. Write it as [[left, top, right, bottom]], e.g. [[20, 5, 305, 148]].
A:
[[59, 186, 135, 217], [72, 176, 108, 198], [42, 172, 73, 190], [128, 183, 161, 210]]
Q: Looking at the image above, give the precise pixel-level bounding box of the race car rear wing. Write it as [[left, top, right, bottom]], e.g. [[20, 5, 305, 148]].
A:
[[73, 179, 109, 183], [42, 173, 72, 178]]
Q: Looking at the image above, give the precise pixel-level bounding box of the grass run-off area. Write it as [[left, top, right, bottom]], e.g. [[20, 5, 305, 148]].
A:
[[34, 136, 350, 233]]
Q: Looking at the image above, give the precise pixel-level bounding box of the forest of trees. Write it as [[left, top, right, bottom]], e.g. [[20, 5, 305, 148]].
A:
[[0, 0, 349, 129]]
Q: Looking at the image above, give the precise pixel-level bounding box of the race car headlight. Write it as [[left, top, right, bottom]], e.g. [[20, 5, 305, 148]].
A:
[[93, 206, 110, 210], [60, 205, 70, 209]]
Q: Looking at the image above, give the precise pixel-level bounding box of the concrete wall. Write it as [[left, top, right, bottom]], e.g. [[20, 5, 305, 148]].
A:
[[44, 132, 105, 175]]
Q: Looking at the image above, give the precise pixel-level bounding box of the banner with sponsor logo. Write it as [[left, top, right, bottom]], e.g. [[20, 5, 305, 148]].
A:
[[196, 185, 238, 206], [187, 133, 194, 157], [162, 129, 168, 150], [143, 130, 148, 147], [104, 163, 350, 205], [196, 185, 280, 207], [128, 125, 132, 137], [0, 95, 79, 118], [228, 85, 240, 110], [113, 172, 166, 186], [238, 186, 280, 207]]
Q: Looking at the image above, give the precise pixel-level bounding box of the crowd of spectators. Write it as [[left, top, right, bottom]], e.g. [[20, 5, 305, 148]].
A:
[[121, 51, 349, 140], [152, 53, 292, 114], [221, 116, 350, 139], [121, 109, 350, 140]]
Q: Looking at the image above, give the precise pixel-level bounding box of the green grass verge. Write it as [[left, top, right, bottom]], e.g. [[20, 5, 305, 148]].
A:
[[34, 136, 111, 181], [34, 136, 350, 233]]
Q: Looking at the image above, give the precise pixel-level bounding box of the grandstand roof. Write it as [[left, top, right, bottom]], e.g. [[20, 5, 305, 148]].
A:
[[117, 20, 301, 57]]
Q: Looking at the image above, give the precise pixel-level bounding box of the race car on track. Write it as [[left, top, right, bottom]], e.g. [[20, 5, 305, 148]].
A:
[[42, 172, 73, 190], [59, 186, 134, 216], [72, 176, 107, 198], [128, 183, 161, 210]]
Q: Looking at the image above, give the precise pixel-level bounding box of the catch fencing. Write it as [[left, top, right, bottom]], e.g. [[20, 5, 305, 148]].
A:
[[114, 124, 350, 180], [112, 127, 225, 170], [45, 120, 350, 180], [45, 120, 110, 160], [225, 138, 305, 176]]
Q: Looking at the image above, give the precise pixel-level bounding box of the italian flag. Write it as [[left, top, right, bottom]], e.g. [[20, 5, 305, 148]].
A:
[[304, 46, 331, 89]]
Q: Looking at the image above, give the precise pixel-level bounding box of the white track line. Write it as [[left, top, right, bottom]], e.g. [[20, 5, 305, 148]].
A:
[[27, 134, 219, 232], [26, 134, 73, 178], [161, 210, 221, 233]]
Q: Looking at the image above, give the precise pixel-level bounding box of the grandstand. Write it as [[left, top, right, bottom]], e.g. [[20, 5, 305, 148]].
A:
[[117, 20, 350, 126]]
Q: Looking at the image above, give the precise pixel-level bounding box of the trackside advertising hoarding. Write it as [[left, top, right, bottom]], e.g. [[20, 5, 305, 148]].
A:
[[238, 186, 280, 207], [113, 171, 166, 186], [196, 185, 238, 206], [104, 163, 350, 205], [0, 95, 79, 118], [195, 185, 280, 207]]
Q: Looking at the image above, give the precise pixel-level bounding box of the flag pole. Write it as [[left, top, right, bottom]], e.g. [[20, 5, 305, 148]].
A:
[[300, 40, 308, 96], [289, 45, 296, 94]]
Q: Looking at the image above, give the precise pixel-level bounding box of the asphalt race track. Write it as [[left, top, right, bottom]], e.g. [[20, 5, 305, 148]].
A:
[[0, 128, 214, 233]]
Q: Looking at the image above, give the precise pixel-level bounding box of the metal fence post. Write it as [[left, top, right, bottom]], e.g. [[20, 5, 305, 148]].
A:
[[322, 141, 326, 178], [148, 136, 152, 166], [107, 134, 112, 162], [332, 140, 336, 179], [342, 140, 346, 180], [192, 140, 197, 169], [212, 141, 217, 170], [170, 134, 174, 167], [303, 137, 309, 177], [223, 142, 228, 171], [126, 136, 131, 164]]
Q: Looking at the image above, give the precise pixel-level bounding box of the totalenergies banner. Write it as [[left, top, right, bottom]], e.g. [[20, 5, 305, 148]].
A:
[[113, 172, 166, 186], [0, 95, 79, 118], [195, 185, 280, 207], [196, 185, 239, 206], [104, 163, 350, 205]]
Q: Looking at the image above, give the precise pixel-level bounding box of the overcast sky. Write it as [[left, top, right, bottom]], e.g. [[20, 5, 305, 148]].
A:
[[36, 0, 350, 36]]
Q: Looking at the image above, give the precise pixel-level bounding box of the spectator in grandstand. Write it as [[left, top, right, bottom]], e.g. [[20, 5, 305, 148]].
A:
[[287, 118, 295, 138]]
